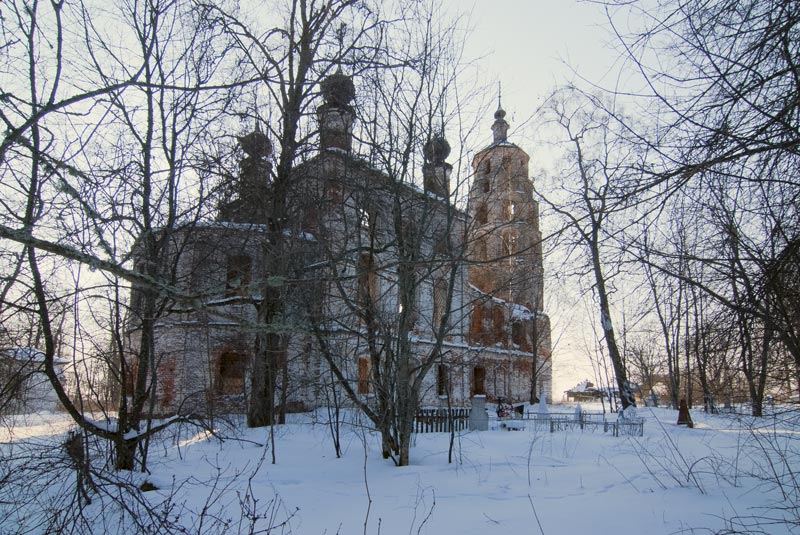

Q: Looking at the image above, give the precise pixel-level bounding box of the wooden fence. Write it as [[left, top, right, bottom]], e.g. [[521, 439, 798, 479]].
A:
[[414, 408, 470, 433]]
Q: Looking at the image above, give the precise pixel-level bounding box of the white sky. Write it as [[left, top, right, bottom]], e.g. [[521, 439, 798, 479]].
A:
[[462, 2, 615, 102], [447, 1, 626, 397]]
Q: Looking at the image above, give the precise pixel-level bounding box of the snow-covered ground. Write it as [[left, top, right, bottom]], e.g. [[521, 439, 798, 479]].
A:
[[2, 404, 799, 534]]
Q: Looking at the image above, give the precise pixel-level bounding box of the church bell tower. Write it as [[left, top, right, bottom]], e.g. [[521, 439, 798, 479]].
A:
[[465, 101, 552, 402]]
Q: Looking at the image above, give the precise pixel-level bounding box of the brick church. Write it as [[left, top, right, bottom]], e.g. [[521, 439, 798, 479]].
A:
[[126, 72, 552, 415]]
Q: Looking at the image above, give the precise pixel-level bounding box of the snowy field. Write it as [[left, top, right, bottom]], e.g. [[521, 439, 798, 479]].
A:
[[2, 404, 799, 534]]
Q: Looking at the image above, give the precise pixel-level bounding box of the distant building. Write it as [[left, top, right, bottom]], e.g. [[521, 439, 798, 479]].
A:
[[564, 380, 604, 403], [126, 72, 552, 415]]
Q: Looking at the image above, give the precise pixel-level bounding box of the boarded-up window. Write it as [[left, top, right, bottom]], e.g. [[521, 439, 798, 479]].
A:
[[400, 220, 417, 258], [226, 255, 252, 296], [218, 352, 246, 395], [357, 356, 371, 395], [437, 364, 449, 396]]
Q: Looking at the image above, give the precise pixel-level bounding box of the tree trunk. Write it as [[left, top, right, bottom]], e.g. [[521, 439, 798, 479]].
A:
[[249, 327, 278, 427], [591, 238, 635, 409], [381, 436, 392, 460], [692, 296, 713, 412], [529, 317, 539, 403], [115, 439, 137, 471]]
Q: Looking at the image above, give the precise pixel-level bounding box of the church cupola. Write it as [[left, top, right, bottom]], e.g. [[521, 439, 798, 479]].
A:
[[491, 105, 509, 144], [422, 134, 452, 198], [318, 70, 356, 152], [238, 129, 272, 191], [218, 128, 273, 223]]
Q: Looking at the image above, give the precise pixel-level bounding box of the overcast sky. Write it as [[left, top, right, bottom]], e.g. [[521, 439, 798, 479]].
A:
[[454, 1, 619, 136]]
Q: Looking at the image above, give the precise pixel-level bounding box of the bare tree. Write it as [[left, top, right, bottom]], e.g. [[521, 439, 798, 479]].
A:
[[0, 0, 239, 470], [624, 335, 665, 401], [292, 1, 482, 466], [596, 0, 800, 409], [537, 88, 645, 409], [196, 0, 384, 429]]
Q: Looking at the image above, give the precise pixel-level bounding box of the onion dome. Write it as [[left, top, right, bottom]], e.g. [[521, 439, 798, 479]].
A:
[[423, 135, 451, 165], [491, 103, 509, 143], [238, 130, 272, 160], [321, 70, 355, 108]]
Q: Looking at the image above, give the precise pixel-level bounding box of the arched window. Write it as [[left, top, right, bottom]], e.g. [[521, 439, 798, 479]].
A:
[[432, 278, 448, 330], [226, 255, 252, 296], [512, 321, 525, 346], [493, 307, 505, 345], [475, 236, 488, 261], [326, 181, 343, 202], [358, 253, 377, 305], [358, 207, 371, 230], [504, 199, 517, 220], [472, 366, 486, 396], [470, 304, 484, 344], [474, 178, 487, 194], [437, 364, 449, 396], [433, 231, 448, 257], [475, 204, 488, 226], [503, 233, 518, 257]]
